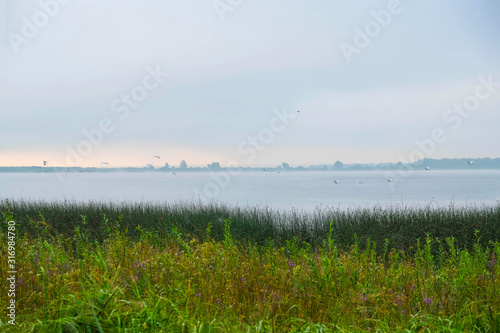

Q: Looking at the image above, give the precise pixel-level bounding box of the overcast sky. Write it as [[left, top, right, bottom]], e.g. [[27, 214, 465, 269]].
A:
[[1, 0, 499, 168]]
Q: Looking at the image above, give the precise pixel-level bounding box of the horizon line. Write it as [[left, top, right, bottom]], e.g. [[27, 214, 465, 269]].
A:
[[1, 156, 499, 169]]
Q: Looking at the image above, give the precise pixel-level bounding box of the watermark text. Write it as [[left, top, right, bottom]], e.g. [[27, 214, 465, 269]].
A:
[[6, 220, 17, 326]]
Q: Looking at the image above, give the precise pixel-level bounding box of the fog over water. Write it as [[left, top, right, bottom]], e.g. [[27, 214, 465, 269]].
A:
[[1, 170, 499, 211]]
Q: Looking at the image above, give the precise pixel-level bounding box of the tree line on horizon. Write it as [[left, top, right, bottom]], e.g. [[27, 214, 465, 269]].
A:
[[1, 157, 500, 173]]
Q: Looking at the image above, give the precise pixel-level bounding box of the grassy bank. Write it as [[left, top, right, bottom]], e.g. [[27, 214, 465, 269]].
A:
[[1, 200, 500, 332]]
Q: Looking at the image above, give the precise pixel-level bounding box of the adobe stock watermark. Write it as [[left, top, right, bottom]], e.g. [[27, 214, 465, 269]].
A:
[[0, 0, 6, 41], [213, 0, 244, 21], [5, 220, 17, 326], [339, 0, 405, 64], [385, 74, 499, 190], [192, 107, 299, 200], [54, 65, 169, 181], [7, 0, 72, 54]]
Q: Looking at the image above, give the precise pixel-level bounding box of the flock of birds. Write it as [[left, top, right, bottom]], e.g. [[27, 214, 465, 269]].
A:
[[40, 111, 303, 173], [38, 111, 481, 176], [41, 156, 477, 176], [41, 155, 178, 174], [332, 160, 476, 185]]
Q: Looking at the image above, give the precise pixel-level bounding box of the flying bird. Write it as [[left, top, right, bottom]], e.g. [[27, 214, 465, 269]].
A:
[[357, 181, 363, 184], [333, 180, 340, 184], [100, 162, 109, 165], [146, 163, 153, 168], [425, 166, 430, 170], [153, 155, 161, 159], [387, 177, 394, 182], [43, 160, 47, 166], [468, 160, 474, 165]]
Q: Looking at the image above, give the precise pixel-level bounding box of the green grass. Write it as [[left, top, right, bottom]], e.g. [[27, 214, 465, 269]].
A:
[[1, 200, 500, 332]]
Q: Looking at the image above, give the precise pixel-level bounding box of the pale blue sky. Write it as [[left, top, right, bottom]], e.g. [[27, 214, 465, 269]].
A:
[[1, 0, 499, 167]]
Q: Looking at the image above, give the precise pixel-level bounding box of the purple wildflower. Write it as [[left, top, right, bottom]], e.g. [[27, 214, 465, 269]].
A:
[[33, 252, 39, 265], [488, 253, 497, 270], [17, 276, 24, 286], [287, 259, 296, 269], [133, 260, 146, 270], [423, 297, 433, 306]]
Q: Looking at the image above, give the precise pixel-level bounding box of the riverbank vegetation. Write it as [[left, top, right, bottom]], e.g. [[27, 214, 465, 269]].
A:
[[1, 200, 499, 332]]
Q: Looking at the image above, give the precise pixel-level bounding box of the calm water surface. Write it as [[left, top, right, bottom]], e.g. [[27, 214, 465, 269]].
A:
[[1, 170, 499, 210]]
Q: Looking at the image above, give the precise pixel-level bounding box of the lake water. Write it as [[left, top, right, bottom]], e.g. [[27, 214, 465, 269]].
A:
[[1, 170, 499, 211]]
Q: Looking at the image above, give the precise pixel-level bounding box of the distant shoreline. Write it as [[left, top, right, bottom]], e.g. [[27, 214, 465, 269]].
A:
[[2, 168, 500, 173], [2, 156, 500, 173]]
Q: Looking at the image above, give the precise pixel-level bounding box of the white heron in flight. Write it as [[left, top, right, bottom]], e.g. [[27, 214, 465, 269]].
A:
[[468, 160, 474, 165], [146, 163, 154, 168], [100, 162, 109, 166], [333, 180, 340, 184], [425, 166, 430, 170], [387, 177, 394, 182], [153, 155, 161, 159]]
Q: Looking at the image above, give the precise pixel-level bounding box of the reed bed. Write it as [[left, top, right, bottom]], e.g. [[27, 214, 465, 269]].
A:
[[2, 199, 499, 254], [1, 199, 499, 332]]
